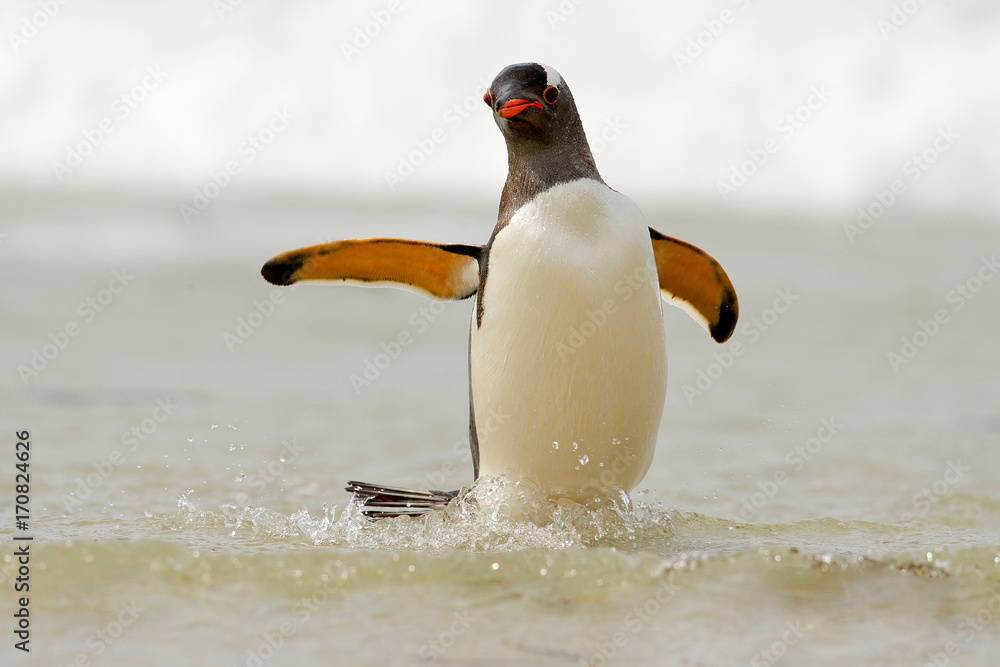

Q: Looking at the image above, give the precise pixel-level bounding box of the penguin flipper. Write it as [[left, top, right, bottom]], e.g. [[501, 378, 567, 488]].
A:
[[262, 239, 482, 300], [649, 228, 739, 343]]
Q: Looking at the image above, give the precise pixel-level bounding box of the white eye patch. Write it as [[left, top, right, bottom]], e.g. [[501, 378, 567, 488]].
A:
[[537, 63, 562, 89]]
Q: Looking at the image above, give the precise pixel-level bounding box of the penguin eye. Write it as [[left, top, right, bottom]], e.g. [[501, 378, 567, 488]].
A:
[[483, 91, 493, 107], [543, 86, 559, 105]]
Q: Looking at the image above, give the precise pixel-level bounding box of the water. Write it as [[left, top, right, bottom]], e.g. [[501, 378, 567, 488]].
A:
[[1, 205, 998, 666]]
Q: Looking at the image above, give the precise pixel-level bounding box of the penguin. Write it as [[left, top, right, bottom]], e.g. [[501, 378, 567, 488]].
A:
[[262, 63, 738, 518]]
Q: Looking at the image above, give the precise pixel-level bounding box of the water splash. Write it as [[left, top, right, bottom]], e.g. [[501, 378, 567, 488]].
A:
[[171, 477, 675, 553]]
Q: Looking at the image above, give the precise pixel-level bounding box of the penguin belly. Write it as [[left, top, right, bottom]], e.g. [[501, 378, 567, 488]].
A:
[[470, 178, 667, 495]]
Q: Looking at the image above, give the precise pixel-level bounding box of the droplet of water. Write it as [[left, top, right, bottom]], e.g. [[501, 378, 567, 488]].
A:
[[228, 444, 236, 452], [491, 562, 499, 571], [210, 423, 218, 430], [572, 442, 579, 451], [551, 441, 559, 450], [579, 455, 589, 465]]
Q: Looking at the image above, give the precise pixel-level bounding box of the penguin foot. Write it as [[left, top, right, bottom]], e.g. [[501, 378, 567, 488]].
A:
[[345, 481, 459, 520]]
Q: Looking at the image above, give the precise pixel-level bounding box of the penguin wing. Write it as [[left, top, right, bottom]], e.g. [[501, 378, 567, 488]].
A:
[[262, 239, 482, 300], [649, 228, 739, 343]]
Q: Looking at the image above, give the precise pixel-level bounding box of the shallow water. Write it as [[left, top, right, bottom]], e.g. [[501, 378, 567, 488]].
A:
[[1, 206, 999, 666]]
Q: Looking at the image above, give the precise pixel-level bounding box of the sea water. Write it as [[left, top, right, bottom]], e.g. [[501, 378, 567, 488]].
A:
[[1, 207, 998, 666]]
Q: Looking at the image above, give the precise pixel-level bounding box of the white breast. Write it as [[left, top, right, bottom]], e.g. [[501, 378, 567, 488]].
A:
[[470, 178, 667, 496]]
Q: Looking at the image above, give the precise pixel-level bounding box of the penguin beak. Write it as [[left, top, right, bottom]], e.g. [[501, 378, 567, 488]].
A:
[[496, 98, 543, 119]]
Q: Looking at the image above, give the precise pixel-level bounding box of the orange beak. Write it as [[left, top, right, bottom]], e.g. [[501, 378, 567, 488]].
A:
[[497, 99, 543, 118]]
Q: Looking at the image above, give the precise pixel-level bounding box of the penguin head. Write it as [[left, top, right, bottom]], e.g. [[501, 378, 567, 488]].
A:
[[484, 63, 582, 148]]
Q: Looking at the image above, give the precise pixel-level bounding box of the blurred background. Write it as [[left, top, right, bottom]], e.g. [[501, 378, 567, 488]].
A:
[[2, 0, 998, 233]]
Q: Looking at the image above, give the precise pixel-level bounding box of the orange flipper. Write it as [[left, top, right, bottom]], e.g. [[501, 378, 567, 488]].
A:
[[262, 238, 482, 300], [649, 228, 739, 342]]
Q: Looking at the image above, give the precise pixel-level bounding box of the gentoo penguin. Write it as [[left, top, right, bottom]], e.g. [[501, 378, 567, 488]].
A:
[[262, 63, 738, 518]]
